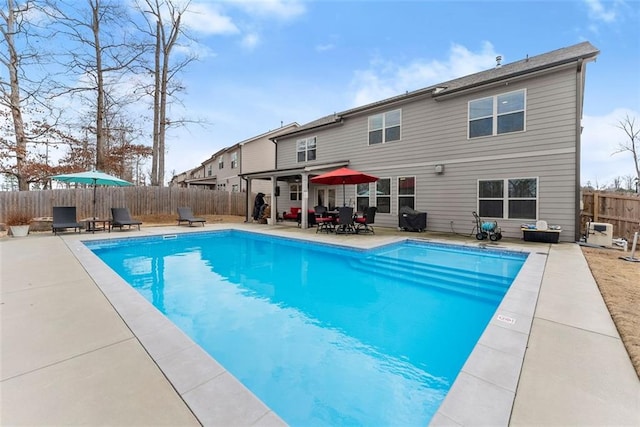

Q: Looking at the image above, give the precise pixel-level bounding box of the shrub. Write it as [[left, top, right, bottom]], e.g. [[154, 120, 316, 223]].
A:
[[5, 211, 32, 226]]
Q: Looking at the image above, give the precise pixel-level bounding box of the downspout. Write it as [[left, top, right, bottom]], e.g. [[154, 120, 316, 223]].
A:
[[575, 58, 585, 242], [238, 147, 250, 222]]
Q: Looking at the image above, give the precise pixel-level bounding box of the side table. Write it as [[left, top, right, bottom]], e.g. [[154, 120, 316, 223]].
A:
[[83, 218, 112, 233]]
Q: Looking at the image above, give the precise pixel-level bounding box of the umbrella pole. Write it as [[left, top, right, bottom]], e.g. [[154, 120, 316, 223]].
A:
[[93, 179, 97, 219], [343, 182, 346, 206]]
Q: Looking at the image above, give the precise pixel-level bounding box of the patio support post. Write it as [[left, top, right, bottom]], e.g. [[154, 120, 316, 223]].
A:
[[245, 178, 253, 222], [301, 172, 309, 228], [270, 176, 277, 225]]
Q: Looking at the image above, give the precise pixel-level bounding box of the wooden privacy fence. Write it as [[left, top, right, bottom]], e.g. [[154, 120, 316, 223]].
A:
[[0, 187, 248, 222], [580, 191, 640, 241]]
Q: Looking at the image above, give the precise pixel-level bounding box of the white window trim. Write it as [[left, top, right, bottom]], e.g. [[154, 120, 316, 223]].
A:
[[290, 183, 302, 200], [468, 89, 526, 139], [368, 109, 402, 145], [231, 152, 238, 169], [397, 176, 416, 211], [375, 177, 392, 214], [477, 177, 538, 219], [296, 136, 317, 163]]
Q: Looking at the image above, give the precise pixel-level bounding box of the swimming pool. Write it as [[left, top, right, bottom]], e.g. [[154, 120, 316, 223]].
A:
[[87, 230, 527, 426]]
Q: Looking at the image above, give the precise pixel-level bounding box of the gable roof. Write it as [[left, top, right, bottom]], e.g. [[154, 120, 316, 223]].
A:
[[273, 41, 599, 140]]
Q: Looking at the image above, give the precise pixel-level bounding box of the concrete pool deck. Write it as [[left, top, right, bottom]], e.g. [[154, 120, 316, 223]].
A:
[[1, 223, 638, 426]]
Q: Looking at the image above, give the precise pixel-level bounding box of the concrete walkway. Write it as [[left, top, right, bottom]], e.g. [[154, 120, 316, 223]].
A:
[[1, 225, 638, 426]]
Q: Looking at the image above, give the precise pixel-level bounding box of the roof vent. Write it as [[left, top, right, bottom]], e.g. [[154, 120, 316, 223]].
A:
[[495, 55, 502, 68]]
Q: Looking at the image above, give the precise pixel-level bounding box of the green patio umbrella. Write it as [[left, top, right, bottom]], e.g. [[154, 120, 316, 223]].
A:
[[50, 170, 133, 219]]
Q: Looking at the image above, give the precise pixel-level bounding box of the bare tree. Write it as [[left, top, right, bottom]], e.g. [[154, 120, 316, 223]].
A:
[[0, 0, 73, 190], [0, 0, 40, 190], [45, 0, 146, 172], [135, 0, 196, 187], [613, 114, 640, 192]]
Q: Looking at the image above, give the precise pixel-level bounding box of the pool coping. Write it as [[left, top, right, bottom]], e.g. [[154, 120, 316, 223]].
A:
[[65, 224, 544, 426]]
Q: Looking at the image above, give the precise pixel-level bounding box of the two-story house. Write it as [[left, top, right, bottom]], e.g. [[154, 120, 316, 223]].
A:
[[170, 123, 298, 195], [243, 42, 599, 241]]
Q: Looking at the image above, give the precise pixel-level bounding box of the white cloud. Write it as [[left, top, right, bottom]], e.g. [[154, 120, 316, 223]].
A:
[[584, 0, 618, 23], [224, 0, 306, 20], [581, 108, 639, 187], [185, 3, 239, 35], [349, 42, 499, 107], [316, 43, 335, 52], [241, 32, 261, 49]]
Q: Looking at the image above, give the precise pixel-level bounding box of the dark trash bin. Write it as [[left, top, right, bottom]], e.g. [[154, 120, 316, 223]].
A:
[[399, 206, 427, 232]]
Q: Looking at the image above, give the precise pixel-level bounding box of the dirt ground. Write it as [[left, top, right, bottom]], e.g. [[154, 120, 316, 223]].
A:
[[581, 246, 640, 378], [3, 214, 639, 378]]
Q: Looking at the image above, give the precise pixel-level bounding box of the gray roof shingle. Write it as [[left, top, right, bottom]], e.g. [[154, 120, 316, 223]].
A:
[[274, 41, 599, 139]]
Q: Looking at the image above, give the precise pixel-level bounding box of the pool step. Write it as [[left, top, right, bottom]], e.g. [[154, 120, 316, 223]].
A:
[[364, 256, 514, 289], [350, 257, 511, 302]]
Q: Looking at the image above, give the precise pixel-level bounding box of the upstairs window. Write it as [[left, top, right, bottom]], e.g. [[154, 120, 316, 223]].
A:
[[218, 156, 224, 169], [207, 165, 213, 176], [469, 89, 525, 138], [369, 109, 401, 145], [297, 137, 317, 162], [231, 152, 238, 169], [478, 177, 537, 219]]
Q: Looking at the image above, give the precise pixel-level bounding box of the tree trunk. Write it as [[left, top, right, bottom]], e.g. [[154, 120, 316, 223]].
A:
[[158, 44, 170, 187], [151, 20, 160, 186], [92, 0, 105, 172], [5, 0, 29, 190]]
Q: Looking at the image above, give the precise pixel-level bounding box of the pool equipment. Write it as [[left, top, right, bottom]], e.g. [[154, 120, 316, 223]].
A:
[[472, 211, 502, 241], [586, 222, 613, 247]]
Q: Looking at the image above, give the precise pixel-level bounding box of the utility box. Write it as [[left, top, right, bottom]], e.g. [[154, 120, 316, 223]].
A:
[[587, 222, 613, 247]]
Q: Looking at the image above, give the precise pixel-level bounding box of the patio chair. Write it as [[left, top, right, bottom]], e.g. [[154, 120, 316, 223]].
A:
[[52, 206, 83, 235], [110, 207, 142, 231], [177, 207, 206, 227], [335, 206, 356, 234], [355, 206, 377, 234], [314, 205, 328, 217]]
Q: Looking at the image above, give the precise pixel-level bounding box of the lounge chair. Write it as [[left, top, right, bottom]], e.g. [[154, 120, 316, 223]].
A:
[[283, 207, 301, 221], [335, 206, 356, 234], [52, 206, 83, 235], [111, 207, 142, 231], [355, 206, 377, 234], [177, 207, 206, 227]]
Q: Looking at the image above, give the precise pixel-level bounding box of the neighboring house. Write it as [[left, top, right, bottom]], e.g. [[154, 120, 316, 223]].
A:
[[173, 150, 224, 189], [243, 42, 599, 241], [170, 123, 299, 200]]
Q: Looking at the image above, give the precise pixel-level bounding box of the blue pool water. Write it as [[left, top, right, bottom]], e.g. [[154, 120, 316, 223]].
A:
[[87, 230, 527, 426]]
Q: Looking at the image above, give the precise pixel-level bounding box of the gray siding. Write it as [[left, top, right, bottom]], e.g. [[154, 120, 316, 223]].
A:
[[275, 67, 579, 241]]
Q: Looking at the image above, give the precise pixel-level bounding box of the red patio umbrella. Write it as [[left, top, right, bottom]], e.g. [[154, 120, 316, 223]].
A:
[[311, 167, 378, 206]]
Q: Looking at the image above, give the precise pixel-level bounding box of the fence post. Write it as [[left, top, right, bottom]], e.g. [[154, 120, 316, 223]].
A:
[[593, 192, 599, 222]]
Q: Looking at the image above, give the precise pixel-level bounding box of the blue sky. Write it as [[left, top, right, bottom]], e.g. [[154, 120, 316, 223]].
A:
[[166, 0, 639, 188], [10, 0, 635, 188]]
